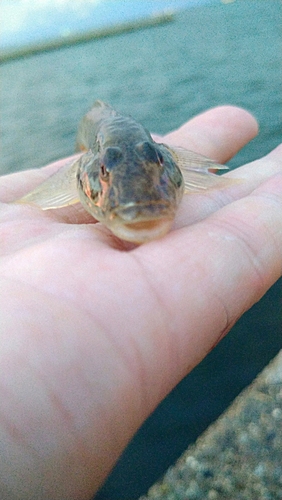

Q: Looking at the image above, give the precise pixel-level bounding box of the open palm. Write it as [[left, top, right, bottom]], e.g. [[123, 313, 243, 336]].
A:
[[0, 106, 281, 500]]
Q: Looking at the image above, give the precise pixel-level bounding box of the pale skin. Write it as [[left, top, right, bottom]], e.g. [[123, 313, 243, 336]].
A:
[[0, 106, 281, 500]]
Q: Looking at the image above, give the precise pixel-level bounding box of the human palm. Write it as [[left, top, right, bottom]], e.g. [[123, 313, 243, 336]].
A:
[[0, 106, 281, 500]]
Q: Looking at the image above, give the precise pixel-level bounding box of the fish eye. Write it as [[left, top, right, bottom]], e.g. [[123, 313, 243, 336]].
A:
[[103, 147, 123, 170], [136, 141, 164, 168], [100, 164, 109, 180]]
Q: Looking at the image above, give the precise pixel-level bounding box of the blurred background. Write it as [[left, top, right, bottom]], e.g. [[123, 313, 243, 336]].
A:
[[1, 1, 281, 499]]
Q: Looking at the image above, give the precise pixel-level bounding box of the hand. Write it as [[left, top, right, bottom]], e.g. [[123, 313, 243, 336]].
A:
[[0, 106, 281, 500]]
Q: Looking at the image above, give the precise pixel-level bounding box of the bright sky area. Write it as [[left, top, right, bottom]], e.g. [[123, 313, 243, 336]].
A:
[[1, 0, 227, 49]]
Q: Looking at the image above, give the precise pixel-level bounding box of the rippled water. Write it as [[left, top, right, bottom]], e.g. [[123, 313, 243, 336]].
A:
[[1, 0, 281, 175], [1, 1, 281, 499]]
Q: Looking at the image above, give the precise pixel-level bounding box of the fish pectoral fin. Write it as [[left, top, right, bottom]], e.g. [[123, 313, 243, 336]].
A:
[[182, 169, 236, 193], [15, 158, 80, 210], [164, 144, 236, 193]]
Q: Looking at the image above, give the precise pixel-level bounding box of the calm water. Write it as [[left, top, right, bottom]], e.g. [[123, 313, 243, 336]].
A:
[[1, 1, 281, 499], [1, 1, 281, 174]]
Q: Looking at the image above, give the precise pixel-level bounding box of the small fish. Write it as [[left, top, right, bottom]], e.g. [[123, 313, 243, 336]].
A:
[[16, 100, 231, 244]]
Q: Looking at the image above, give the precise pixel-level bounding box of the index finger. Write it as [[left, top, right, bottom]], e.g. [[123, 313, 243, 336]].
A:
[[161, 105, 258, 162]]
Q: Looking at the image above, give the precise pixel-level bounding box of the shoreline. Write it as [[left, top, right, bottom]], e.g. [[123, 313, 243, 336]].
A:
[[0, 12, 174, 65]]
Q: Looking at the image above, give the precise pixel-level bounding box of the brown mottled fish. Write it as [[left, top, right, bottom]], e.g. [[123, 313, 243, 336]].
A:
[[16, 100, 231, 244]]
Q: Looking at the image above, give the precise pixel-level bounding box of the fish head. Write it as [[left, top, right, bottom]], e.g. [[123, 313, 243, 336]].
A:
[[77, 141, 184, 243]]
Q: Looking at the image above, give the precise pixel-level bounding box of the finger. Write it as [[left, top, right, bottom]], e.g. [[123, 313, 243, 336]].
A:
[[162, 105, 258, 163], [229, 143, 282, 181], [137, 173, 282, 402]]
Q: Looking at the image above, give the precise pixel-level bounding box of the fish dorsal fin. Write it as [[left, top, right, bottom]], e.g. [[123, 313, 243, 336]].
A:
[[15, 157, 81, 210], [75, 100, 116, 152], [164, 144, 231, 193]]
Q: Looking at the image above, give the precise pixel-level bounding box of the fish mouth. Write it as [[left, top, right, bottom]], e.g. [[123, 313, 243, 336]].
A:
[[109, 216, 173, 244], [111, 201, 173, 221]]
